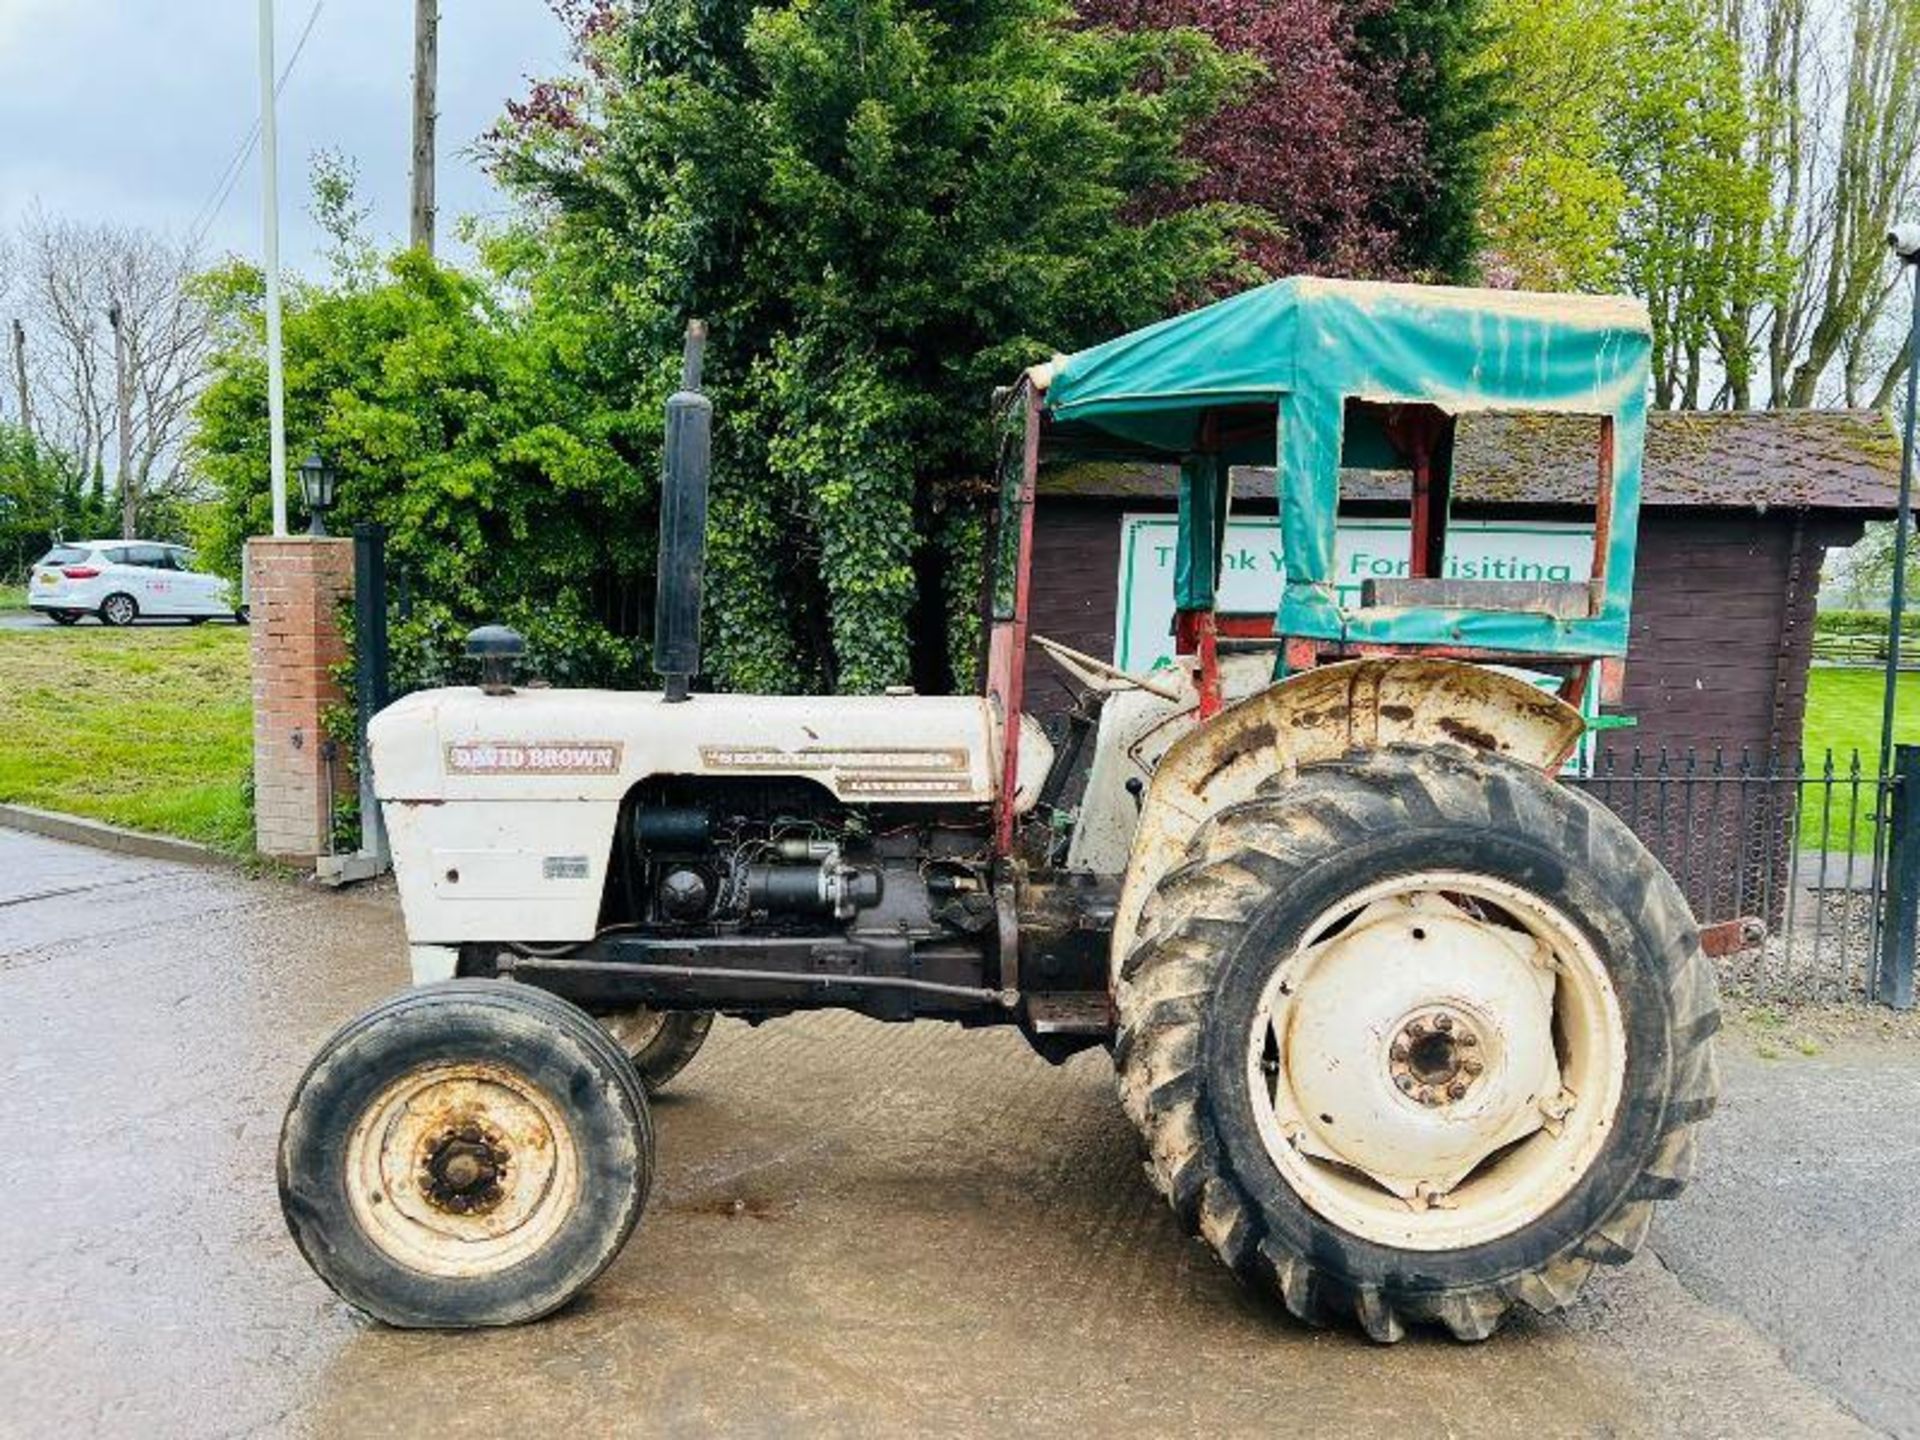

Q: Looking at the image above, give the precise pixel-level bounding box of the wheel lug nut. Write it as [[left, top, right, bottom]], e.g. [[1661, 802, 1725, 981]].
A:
[[1396, 1075, 1415, 1093], [1417, 1086, 1437, 1105], [1390, 1043, 1409, 1062], [1448, 1081, 1468, 1100], [1460, 1033, 1478, 1048], [1407, 1019, 1427, 1038], [1464, 1058, 1484, 1076], [1434, 1014, 1453, 1032]]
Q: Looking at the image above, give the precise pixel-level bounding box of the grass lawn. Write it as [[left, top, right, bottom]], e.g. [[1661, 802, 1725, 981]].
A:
[[1798, 667, 1920, 853], [0, 625, 253, 852], [1802, 666, 1920, 761], [0, 583, 24, 612]]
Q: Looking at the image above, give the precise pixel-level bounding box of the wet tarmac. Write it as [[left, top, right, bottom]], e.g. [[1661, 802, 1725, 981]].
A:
[[0, 828, 1907, 1437], [0, 613, 240, 630]]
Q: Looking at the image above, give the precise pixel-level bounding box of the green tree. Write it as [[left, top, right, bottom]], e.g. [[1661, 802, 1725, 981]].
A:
[[1479, 0, 1780, 405], [1482, 0, 1918, 413], [192, 236, 653, 689], [1478, 0, 1628, 291], [1774, 0, 1920, 409], [1353, 0, 1507, 283], [492, 0, 1256, 693], [1608, 0, 1775, 409], [0, 424, 104, 577]]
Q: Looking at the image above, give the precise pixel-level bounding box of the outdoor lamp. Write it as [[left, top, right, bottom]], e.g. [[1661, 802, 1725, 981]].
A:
[[298, 451, 338, 537]]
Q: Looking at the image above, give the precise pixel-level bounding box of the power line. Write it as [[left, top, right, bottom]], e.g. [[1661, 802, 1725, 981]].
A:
[[191, 0, 324, 249], [189, 0, 326, 252]]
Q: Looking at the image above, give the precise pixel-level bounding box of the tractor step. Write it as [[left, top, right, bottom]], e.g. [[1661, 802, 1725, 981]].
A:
[[1024, 992, 1114, 1035]]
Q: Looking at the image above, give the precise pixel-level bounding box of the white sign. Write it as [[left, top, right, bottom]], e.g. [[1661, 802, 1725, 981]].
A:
[[1115, 515, 1594, 670], [1116, 515, 1601, 771]]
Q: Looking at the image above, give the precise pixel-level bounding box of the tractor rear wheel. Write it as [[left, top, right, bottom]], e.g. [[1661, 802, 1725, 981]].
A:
[[279, 980, 653, 1327], [1114, 744, 1718, 1342], [600, 1007, 715, 1093]]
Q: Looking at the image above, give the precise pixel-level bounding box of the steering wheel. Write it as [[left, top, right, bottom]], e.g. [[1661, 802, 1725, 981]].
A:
[[1032, 633, 1185, 702]]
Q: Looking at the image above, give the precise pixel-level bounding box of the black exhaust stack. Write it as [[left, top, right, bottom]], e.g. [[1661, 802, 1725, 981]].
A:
[[654, 320, 710, 703]]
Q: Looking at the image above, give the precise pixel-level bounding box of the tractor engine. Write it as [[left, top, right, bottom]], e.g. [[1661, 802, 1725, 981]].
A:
[[622, 782, 887, 930], [547, 777, 1005, 1021]]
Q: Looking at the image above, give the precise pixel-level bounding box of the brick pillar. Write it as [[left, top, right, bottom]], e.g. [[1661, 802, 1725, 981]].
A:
[[248, 536, 354, 861]]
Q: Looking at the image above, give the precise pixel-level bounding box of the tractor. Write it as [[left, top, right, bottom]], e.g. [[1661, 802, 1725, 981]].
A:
[[279, 278, 1718, 1342]]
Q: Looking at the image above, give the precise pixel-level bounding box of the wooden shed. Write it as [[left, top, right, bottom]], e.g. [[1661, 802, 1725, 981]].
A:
[[1024, 409, 1904, 765]]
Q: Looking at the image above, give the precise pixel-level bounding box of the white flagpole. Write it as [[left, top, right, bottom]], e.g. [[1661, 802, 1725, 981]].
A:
[[259, 0, 288, 536]]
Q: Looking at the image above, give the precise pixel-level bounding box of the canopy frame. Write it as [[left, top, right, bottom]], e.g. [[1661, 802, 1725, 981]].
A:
[[986, 278, 1653, 853]]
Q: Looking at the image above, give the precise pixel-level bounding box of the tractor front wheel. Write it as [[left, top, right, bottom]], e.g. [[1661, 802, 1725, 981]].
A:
[[1115, 745, 1718, 1342], [279, 980, 653, 1327], [600, 1007, 715, 1093]]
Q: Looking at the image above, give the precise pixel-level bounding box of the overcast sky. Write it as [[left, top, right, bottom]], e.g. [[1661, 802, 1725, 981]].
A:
[[0, 0, 572, 273]]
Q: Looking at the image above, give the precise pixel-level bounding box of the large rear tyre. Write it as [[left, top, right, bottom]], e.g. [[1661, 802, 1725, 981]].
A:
[[600, 1008, 715, 1093], [278, 979, 653, 1328], [1115, 745, 1718, 1343]]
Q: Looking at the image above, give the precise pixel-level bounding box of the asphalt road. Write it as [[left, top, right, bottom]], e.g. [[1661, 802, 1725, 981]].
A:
[[0, 827, 1911, 1438], [0, 611, 242, 630]]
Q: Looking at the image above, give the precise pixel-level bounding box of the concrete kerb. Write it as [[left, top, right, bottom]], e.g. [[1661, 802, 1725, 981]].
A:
[[0, 803, 233, 868]]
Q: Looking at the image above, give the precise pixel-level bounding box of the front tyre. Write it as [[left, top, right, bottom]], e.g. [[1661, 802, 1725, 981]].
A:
[[600, 1008, 715, 1093], [278, 980, 653, 1328], [1115, 745, 1718, 1342]]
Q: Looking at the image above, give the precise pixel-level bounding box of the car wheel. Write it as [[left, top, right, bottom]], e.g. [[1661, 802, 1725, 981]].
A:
[[48, 611, 80, 626], [234, 606, 250, 626], [99, 593, 138, 627]]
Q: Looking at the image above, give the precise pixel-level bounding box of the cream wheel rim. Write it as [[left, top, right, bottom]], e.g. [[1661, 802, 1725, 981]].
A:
[[1246, 870, 1627, 1251], [600, 1007, 668, 1058], [345, 1061, 582, 1278]]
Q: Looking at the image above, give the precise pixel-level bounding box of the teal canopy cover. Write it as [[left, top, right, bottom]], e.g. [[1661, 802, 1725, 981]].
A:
[[1039, 277, 1653, 658]]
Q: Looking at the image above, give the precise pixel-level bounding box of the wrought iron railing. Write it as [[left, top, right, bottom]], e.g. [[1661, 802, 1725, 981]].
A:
[[1570, 746, 1903, 1004]]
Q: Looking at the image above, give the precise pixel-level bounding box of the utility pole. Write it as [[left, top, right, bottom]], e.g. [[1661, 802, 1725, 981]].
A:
[[108, 302, 135, 538], [9, 320, 26, 435], [260, 0, 288, 535], [409, 0, 438, 254]]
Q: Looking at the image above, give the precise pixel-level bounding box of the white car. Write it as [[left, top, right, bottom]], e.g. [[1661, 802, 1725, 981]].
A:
[[28, 541, 245, 627]]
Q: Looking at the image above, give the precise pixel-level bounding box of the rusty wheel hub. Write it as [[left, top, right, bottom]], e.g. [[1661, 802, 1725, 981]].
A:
[[419, 1124, 512, 1216], [1388, 1008, 1487, 1107], [347, 1061, 581, 1279]]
